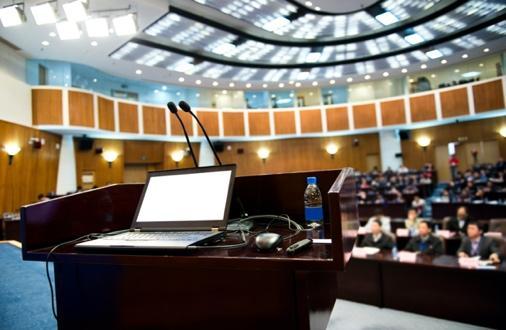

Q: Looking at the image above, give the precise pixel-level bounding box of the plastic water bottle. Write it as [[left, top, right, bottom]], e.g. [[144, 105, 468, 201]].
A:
[[304, 176, 323, 228], [392, 245, 399, 260], [434, 224, 440, 235]]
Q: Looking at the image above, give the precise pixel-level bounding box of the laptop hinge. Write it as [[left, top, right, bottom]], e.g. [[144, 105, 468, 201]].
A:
[[211, 227, 220, 232]]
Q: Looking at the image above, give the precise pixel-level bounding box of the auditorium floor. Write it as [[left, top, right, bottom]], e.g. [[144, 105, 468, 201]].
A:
[[0, 241, 491, 330]]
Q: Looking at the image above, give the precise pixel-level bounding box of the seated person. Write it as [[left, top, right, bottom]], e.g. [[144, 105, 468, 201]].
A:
[[404, 208, 422, 236], [361, 219, 394, 250], [447, 206, 471, 234], [364, 212, 391, 233], [457, 222, 501, 263], [404, 221, 444, 255], [411, 195, 425, 214]]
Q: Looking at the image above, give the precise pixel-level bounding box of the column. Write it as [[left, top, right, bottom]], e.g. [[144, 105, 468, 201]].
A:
[[379, 130, 403, 171], [56, 134, 77, 194]]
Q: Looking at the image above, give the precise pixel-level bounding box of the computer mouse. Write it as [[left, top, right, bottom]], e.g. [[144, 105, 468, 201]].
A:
[[255, 232, 282, 251]]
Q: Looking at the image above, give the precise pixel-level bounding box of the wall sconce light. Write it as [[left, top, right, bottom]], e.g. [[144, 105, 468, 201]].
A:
[[170, 150, 185, 168], [416, 136, 431, 151], [257, 147, 270, 163], [3, 143, 21, 165], [325, 143, 338, 158], [499, 127, 506, 138], [102, 150, 118, 168]]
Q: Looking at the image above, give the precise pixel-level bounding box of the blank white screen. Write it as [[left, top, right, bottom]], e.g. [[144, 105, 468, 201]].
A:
[[136, 170, 232, 222]]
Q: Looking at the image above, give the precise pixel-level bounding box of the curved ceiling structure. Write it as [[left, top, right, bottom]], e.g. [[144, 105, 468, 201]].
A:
[[109, 0, 506, 85]]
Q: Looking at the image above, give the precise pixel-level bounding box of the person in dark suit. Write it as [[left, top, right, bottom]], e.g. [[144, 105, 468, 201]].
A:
[[457, 221, 501, 263], [361, 218, 395, 250], [404, 220, 444, 255], [447, 206, 471, 234]]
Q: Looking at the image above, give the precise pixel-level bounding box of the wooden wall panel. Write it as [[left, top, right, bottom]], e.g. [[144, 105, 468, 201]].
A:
[[409, 94, 437, 122], [300, 109, 322, 134], [326, 107, 349, 131], [274, 111, 296, 135], [248, 112, 270, 136], [440, 88, 469, 118], [32, 89, 62, 125], [472, 80, 505, 113], [98, 97, 114, 131], [142, 106, 166, 135], [353, 104, 376, 129], [223, 112, 245, 136], [380, 99, 405, 126], [0, 120, 61, 213], [124, 140, 164, 164], [196, 111, 219, 137], [75, 139, 124, 187], [170, 111, 193, 136], [118, 102, 138, 133], [68, 91, 94, 127], [218, 133, 380, 176]]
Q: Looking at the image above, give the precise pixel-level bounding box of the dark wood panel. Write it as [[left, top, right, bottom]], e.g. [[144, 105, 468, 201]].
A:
[[196, 111, 219, 137], [473, 80, 505, 113], [98, 97, 114, 131], [142, 106, 166, 135], [352, 104, 376, 129], [380, 99, 405, 126], [409, 94, 437, 122], [32, 89, 62, 125], [326, 107, 349, 131], [248, 112, 270, 136], [124, 140, 164, 164], [170, 111, 193, 136], [68, 91, 94, 127], [440, 88, 469, 118], [274, 111, 296, 135], [118, 102, 138, 134], [223, 112, 245, 136], [0, 120, 61, 213], [300, 109, 322, 134]]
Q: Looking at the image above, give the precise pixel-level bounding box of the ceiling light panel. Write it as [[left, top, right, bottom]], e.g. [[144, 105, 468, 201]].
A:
[[85, 17, 109, 38], [31, 2, 57, 25], [63, 0, 88, 22], [56, 20, 81, 40], [0, 5, 25, 27]]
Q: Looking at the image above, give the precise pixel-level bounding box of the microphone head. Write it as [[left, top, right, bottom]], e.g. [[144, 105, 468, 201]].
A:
[[178, 100, 191, 112], [167, 102, 178, 114]]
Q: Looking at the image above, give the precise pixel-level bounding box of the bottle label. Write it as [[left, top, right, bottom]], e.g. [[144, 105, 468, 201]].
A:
[[305, 206, 323, 222]]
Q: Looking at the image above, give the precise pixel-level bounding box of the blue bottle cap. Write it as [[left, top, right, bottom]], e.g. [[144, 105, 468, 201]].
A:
[[307, 176, 317, 185]]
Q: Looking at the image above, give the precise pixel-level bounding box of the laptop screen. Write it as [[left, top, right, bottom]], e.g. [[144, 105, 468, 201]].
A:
[[133, 165, 235, 229]]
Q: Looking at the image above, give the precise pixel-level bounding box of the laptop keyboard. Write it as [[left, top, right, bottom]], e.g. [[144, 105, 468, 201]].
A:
[[103, 231, 215, 242]]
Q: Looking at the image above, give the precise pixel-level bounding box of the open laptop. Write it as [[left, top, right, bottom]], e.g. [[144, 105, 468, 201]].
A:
[[76, 165, 236, 251]]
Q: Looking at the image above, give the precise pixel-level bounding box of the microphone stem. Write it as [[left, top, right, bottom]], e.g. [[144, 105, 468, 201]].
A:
[[190, 112, 222, 166], [174, 113, 198, 167]]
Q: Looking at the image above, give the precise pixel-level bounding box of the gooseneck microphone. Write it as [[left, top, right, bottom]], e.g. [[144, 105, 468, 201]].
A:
[[166, 101, 198, 167], [178, 100, 222, 166]]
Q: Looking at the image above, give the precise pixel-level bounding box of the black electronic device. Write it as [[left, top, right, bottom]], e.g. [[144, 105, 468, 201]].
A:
[[286, 239, 313, 255], [167, 102, 198, 167]]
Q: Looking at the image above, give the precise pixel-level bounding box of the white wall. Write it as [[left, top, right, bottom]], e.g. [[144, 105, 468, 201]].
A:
[[0, 41, 32, 126], [379, 130, 402, 171], [56, 135, 77, 194]]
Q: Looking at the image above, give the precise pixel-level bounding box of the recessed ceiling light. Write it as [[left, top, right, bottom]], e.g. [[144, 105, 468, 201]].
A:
[[382, 72, 389, 77], [330, 79, 336, 84], [49, 32, 56, 37], [212, 81, 218, 86], [135, 69, 142, 75], [409, 78, 414, 83], [112, 13, 137, 36], [162, 85, 167, 91], [431, 74, 436, 78], [315, 6, 321, 11], [311, 81, 317, 86], [479, 63, 484, 67], [0, 5, 25, 27], [305, 1, 312, 7], [90, 40, 98, 47], [93, 78, 97, 83], [375, 11, 399, 26], [420, 63, 427, 69], [440, 59, 447, 64], [262, 83, 268, 88], [401, 68, 408, 73], [309, 92, 314, 96], [31, 3, 57, 25], [41, 40, 49, 46], [176, 91, 181, 96], [454, 69, 460, 73], [295, 82, 301, 87], [196, 93, 200, 97], [195, 79, 202, 85], [178, 77, 185, 82], [222, 90, 227, 94], [229, 82, 235, 87], [56, 20, 81, 40], [288, 80, 294, 85], [461, 53, 468, 59], [154, 89, 159, 94], [86, 17, 109, 38], [245, 83, 252, 88], [404, 33, 424, 45], [425, 49, 443, 59], [483, 48, 490, 53], [63, 0, 88, 22], [346, 77, 353, 83], [289, 93, 294, 97], [278, 83, 284, 88], [364, 75, 371, 80]]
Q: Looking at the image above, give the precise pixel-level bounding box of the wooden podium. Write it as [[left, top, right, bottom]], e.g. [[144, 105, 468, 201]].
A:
[[21, 168, 358, 330]]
